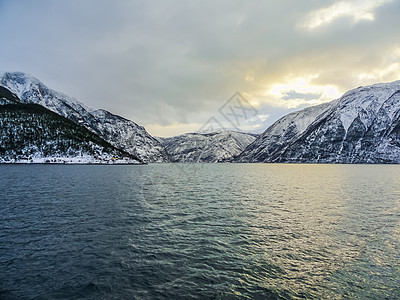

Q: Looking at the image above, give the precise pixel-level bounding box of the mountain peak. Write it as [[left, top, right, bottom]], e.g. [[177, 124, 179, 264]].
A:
[[160, 130, 257, 162], [237, 80, 400, 163], [0, 72, 169, 162]]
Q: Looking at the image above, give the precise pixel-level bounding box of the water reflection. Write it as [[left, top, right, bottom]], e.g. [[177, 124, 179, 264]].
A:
[[213, 165, 346, 298], [330, 165, 400, 298]]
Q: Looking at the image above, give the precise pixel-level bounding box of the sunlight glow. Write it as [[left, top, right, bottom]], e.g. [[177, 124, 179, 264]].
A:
[[358, 47, 400, 83], [358, 63, 400, 82], [266, 75, 342, 109]]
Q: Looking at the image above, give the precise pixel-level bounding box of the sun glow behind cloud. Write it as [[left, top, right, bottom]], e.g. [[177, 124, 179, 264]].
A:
[[299, 0, 393, 30], [265, 75, 342, 109], [357, 47, 400, 83], [358, 63, 400, 81]]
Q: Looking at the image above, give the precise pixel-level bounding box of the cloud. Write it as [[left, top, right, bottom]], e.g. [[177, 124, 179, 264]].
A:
[[358, 63, 400, 82], [0, 0, 399, 136], [356, 46, 400, 83], [282, 91, 322, 101], [249, 74, 341, 109], [299, 0, 393, 30]]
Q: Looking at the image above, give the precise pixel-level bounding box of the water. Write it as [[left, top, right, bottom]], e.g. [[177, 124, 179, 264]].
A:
[[0, 164, 399, 299]]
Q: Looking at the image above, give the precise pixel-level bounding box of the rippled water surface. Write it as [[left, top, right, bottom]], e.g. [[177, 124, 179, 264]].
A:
[[1, 164, 400, 299]]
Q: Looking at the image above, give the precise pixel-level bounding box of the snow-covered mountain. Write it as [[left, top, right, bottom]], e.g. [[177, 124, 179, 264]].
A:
[[160, 131, 258, 162], [237, 80, 400, 163], [0, 86, 142, 164], [0, 72, 169, 163]]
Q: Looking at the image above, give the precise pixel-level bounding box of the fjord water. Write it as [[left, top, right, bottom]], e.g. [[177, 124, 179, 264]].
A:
[[1, 164, 399, 299]]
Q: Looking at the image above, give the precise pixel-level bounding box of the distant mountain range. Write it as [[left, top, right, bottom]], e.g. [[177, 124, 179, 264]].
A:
[[1, 71, 399, 164], [0, 86, 142, 164], [237, 81, 400, 163], [159, 131, 258, 162]]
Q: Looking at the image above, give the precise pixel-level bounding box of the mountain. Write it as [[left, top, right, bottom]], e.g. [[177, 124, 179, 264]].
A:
[[0, 87, 142, 164], [0, 86, 20, 104], [160, 131, 258, 162], [237, 80, 400, 163], [0, 72, 169, 163]]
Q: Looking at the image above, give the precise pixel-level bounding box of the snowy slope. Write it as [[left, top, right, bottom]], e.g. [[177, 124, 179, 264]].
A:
[[237, 80, 400, 163], [0, 88, 142, 164], [160, 130, 257, 162], [0, 72, 169, 163]]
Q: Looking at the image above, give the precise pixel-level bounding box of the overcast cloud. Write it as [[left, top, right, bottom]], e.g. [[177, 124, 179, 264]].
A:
[[1, 0, 399, 136]]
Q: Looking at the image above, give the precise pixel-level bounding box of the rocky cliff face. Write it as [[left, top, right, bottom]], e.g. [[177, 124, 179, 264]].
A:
[[237, 81, 400, 163], [0, 72, 169, 162]]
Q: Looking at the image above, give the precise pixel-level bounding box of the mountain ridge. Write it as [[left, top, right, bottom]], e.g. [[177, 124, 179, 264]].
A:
[[2, 71, 399, 164], [0, 72, 169, 163], [237, 80, 400, 163], [160, 130, 258, 162], [0, 86, 143, 164]]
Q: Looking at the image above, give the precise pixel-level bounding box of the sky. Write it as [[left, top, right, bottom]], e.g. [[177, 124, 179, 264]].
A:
[[1, 0, 400, 137]]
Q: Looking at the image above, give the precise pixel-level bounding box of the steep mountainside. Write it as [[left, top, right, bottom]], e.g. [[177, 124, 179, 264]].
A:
[[237, 80, 400, 163], [0, 72, 169, 162], [0, 87, 142, 164], [160, 131, 257, 162], [0, 86, 20, 104]]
